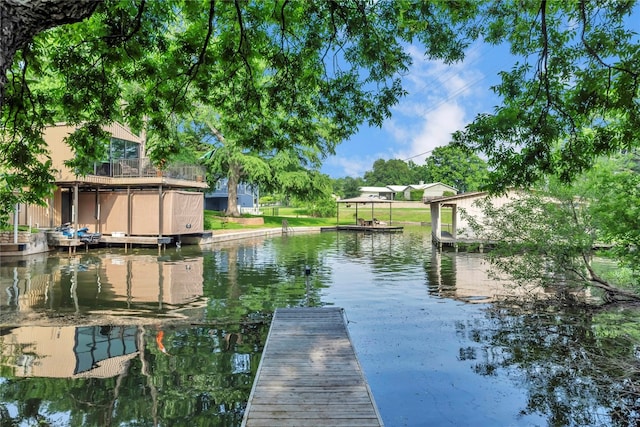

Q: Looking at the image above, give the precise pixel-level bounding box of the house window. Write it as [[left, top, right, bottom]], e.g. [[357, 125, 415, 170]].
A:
[[95, 137, 140, 176], [110, 138, 140, 160]]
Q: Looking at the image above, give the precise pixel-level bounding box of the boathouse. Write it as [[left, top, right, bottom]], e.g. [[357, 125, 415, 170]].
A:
[[429, 190, 522, 249], [6, 123, 207, 253]]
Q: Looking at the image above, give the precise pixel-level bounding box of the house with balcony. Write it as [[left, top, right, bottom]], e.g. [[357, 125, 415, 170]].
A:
[[8, 123, 207, 250]]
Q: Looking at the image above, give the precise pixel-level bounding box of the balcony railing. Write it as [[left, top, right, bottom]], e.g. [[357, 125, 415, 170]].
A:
[[94, 158, 206, 182]]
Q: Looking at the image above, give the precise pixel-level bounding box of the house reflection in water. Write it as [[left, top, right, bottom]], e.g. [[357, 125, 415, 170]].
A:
[[427, 250, 520, 303], [0, 253, 205, 314], [427, 250, 587, 303], [96, 254, 205, 310], [0, 252, 206, 379], [1, 325, 139, 378]]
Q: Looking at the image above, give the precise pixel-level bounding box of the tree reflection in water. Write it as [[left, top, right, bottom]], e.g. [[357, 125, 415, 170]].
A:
[[472, 301, 640, 426], [0, 323, 269, 426]]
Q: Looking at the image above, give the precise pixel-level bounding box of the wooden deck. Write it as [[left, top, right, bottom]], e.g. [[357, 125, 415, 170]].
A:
[[432, 231, 496, 251], [242, 307, 383, 427], [99, 235, 172, 246], [321, 225, 403, 233]]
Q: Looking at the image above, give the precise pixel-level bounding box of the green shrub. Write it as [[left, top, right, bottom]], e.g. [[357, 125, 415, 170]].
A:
[[308, 197, 337, 217], [409, 190, 423, 201]]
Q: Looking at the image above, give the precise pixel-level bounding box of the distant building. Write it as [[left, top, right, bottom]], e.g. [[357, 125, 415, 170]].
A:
[[386, 185, 409, 198], [419, 182, 458, 202], [205, 180, 260, 214], [358, 182, 457, 201], [358, 186, 393, 200]]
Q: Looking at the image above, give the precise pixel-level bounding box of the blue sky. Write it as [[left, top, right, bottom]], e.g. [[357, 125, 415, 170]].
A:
[[320, 41, 514, 178]]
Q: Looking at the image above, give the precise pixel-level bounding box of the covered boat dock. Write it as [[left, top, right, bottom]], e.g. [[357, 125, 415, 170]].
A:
[[321, 197, 403, 233]]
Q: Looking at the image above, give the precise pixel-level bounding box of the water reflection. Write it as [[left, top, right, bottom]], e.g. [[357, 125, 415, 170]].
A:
[[0, 251, 205, 318], [0, 323, 264, 426], [2, 325, 138, 378], [426, 250, 501, 303], [0, 230, 638, 426], [471, 305, 640, 426]]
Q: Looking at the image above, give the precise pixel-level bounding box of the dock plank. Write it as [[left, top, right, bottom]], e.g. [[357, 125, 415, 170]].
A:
[[242, 307, 383, 427]]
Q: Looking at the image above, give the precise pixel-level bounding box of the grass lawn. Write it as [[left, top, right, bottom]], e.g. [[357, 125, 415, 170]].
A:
[[205, 205, 452, 230], [267, 206, 436, 224]]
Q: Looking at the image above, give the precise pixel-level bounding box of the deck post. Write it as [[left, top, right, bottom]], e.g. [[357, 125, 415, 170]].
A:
[[73, 184, 79, 240], [127, 186, 131, 237]]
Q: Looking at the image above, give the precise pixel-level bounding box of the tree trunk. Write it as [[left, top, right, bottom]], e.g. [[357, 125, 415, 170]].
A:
[[0, 0, 100, 107], [225, 162, 241, 217]]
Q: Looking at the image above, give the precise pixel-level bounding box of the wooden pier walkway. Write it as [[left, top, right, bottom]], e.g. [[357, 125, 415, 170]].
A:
[[320, 225, 403, 233], [242, 307, 383, 427]]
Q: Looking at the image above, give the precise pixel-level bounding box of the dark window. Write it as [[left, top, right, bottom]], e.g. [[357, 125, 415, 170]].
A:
[[110, 137, 140, 160]]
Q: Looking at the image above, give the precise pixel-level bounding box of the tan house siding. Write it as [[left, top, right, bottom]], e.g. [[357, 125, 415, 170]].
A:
[[8, 200, 53, 229], [44, 123, 146, 180], [430, 190, 523, 245], [43, 124, 77, 179], [454, 193, 517, 239], [72, 190, 204, 236]]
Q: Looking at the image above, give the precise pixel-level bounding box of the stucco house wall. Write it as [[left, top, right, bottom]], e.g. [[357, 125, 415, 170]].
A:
[[75, 190, 203, 236], [431, 191, 522, 242], [421, 183, 458, 201]]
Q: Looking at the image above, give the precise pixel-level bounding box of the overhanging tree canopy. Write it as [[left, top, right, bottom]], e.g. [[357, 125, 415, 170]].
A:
[[3, 0, 639, 222], [0, 0, 477, 223], [452, 1, 640, 190]]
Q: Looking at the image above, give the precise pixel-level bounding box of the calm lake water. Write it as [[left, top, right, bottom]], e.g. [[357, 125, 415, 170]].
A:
[[0, 227, 639, 426]]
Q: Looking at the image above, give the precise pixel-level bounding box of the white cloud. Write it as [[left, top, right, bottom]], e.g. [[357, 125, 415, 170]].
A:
[[322, 41, 506, 177], [393, 101, 466, 163], [325, 154, 377, 178], [386, 44, 488, 163]]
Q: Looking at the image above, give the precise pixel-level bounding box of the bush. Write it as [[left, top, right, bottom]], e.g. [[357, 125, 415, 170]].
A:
[[308, 197, 337, 217], [409, 190, 423, 201]]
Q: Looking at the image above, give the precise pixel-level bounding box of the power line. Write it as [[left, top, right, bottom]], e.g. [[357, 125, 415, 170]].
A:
[[398, 45, 513, 162], [403, 149, 433, 161]]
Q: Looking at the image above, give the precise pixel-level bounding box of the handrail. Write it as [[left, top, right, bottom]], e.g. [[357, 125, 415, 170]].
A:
[[94, 158, 206, 182]]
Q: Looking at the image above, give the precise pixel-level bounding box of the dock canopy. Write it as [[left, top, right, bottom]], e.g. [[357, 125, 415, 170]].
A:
[[336, 196, 395, 225]]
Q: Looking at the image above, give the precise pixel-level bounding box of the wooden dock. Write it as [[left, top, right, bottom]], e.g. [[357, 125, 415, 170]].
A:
[[321, 225, 403, 233], [242, 307, 383, 427]]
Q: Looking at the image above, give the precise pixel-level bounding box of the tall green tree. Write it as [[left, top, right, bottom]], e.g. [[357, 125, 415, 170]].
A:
[[1, 0, 476, 224], [364, 158, 414, 186], [332, 176, 366, 199], [586, 154, 640, 281], [182, 102, 334, 216], [422, 144, 488, 192]]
